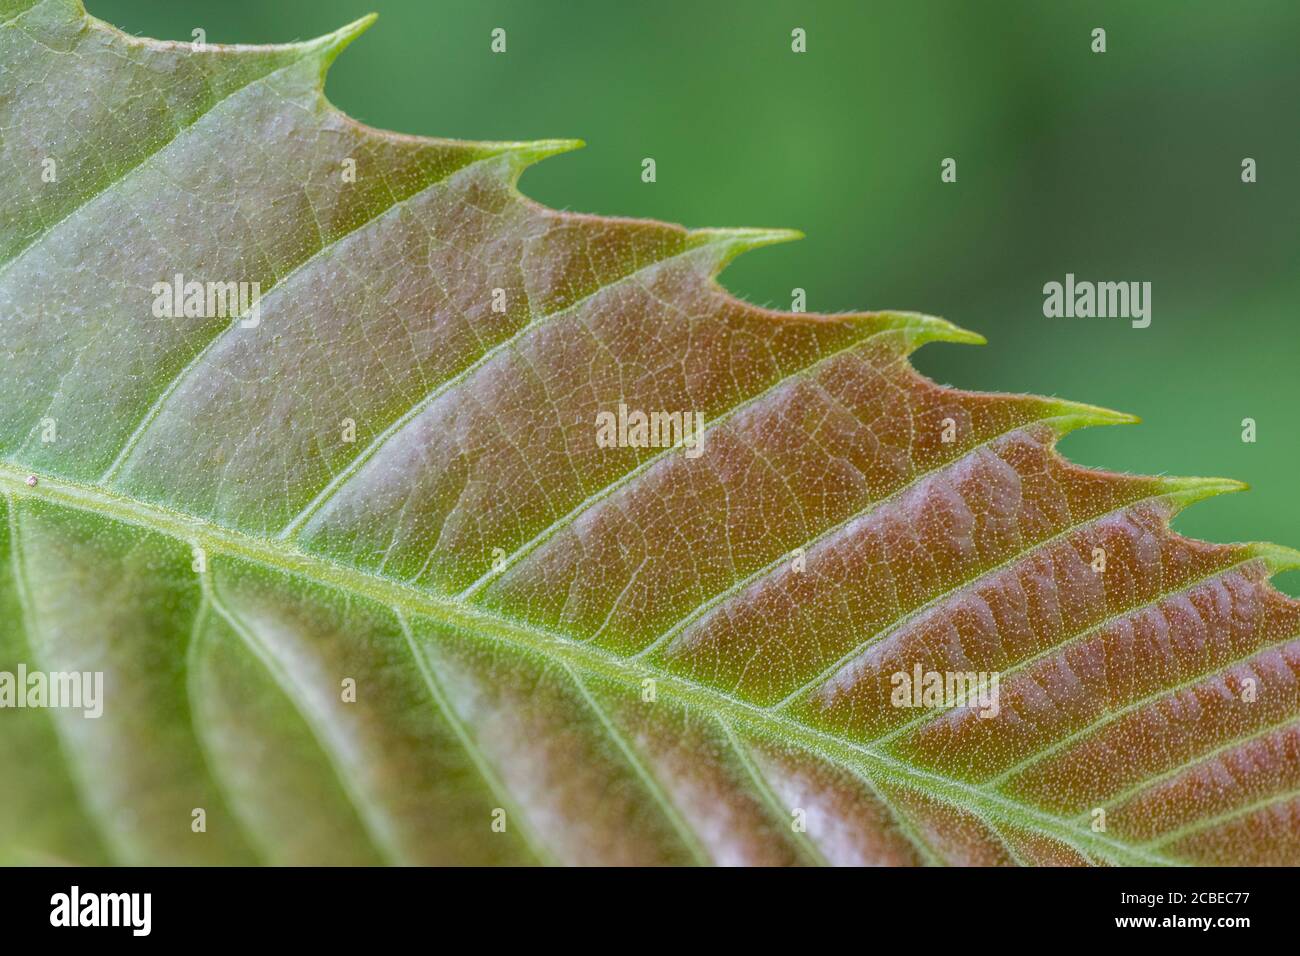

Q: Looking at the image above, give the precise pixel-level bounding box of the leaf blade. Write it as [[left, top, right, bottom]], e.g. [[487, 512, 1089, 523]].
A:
[[3, 2, 1299, 865]]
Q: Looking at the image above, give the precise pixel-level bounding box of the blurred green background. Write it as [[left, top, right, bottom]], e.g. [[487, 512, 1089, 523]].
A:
[[89, 0, 1300, 590]]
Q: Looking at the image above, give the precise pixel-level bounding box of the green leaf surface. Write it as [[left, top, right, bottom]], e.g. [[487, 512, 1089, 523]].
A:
[[3, 0, 1300, 866]]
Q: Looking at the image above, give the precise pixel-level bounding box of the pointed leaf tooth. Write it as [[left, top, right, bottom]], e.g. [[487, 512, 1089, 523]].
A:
[[1156, 475, 1249, 509], [1246, 542, 1300, 573], [1043, 398, 1142, 435], [877, 311, 987, 347], [306, 13, 379, 76], [494, 138, 586, 179], [686, 226, 805, 273]]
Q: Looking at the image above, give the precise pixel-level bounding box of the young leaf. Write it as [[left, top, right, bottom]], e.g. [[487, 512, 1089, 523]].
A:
[[2, 0, 1298, 865]]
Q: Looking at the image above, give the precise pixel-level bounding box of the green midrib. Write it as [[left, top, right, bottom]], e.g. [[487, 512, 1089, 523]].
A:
[[0, 460, 1174, 866]]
